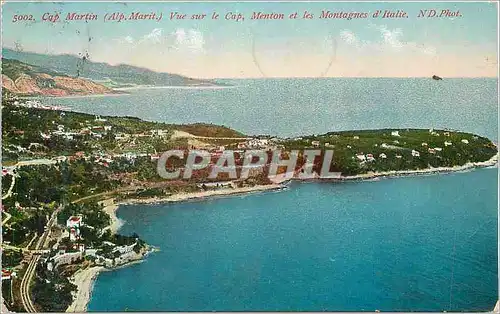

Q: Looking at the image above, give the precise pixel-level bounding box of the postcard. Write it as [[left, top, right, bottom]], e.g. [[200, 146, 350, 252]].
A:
[[0, 1, 498, 312]]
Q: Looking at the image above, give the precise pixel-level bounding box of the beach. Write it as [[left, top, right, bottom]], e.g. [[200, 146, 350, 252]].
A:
[[101, 199, 124, 233], [66, 266, 105, 313], [118, 183, 285, 206]]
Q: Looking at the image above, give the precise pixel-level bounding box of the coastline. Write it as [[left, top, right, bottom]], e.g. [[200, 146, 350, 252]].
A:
[[33, 92, 129, 100], [113, 85, 236, 91], [64, 153, 498, 312], [65, 185, 285, 312], [117, 183, 285, 206], [101, 199, 124, 234], [336, 152, 498, 181], [111, 153, 498, 208], [66, 266, 105, 313], [66, 250, 152, 312]]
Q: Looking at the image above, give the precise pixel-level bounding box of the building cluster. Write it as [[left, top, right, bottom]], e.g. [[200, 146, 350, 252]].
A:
[[347, 130, 472, 165], [39, 117, 114, 141], [93, 242, 140, 268], [16, 114, 172, 147], [44, 214, 142, 270], [12, 100, 69, 111], [236, 138, 282, 150], [114, 128, 169, 141]]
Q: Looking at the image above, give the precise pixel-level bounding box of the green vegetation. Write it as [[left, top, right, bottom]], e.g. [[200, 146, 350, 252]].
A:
[[1, 249, 23, 268], [173, 123, 244, 138], [1, 91, 244, 162], [1, 82, 498, 313], [2, 203, 49, 246], [2, 173, 13, 194], [33, 264, 77, 312], [2, 280, 14, 307], [57, 202, 110, 230], [281, 129, 497, 176]]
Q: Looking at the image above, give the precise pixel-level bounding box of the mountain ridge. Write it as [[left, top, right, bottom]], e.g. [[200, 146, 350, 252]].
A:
[[2, 48, 220, 87]]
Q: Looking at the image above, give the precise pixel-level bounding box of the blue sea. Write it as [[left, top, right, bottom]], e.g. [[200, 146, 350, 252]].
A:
[[45, 78, 498, 140], [88, 170, 498, 312], [51, 78, 498, 311]]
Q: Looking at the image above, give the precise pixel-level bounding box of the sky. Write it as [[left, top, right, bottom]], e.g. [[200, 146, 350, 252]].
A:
[[1, 1, 498, 78]]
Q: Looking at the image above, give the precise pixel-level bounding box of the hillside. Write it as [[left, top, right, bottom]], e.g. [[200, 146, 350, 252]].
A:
[[1, 91, 246, 161], [2, 48, 222, 87], [1, 58, 114, 96]]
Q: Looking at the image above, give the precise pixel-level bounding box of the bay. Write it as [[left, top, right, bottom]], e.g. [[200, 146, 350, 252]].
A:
[[45, 78, 498, 140]]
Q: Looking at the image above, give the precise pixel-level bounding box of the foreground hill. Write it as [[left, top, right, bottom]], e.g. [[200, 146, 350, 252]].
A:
[[2, 58, 114, 96], [2, 48, 221, 87]]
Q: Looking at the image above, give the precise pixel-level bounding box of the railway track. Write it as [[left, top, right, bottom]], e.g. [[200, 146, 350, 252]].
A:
[[18, 208, 59, 312]]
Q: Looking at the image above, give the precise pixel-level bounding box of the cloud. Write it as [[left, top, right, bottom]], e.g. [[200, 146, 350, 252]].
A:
[[339, 30, 357, 45], [143, 28, 162, 44], [172, 28, 205, 53], [338, 29, 371, 50], [123, 36, 134, 44], [115, 28, 205, 54], [114, 35, 135, 44], [377, 25, 404, 49], [339, 25, 436, 56]]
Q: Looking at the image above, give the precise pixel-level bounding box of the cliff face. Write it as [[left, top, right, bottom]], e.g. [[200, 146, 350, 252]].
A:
[[2, 58, 114, 96]]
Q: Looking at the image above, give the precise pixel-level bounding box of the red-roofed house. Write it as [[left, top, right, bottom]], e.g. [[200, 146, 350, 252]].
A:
[[66, 216, 82, 228], [2, 269, 12, 280]]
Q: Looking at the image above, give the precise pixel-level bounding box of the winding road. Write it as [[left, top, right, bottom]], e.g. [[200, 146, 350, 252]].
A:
[[1, 175, 16, 200]]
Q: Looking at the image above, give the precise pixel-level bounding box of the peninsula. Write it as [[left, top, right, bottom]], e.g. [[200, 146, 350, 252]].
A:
[[1, 90, 498, 312]]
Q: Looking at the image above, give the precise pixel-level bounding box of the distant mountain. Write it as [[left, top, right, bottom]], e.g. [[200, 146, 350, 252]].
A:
[[2, 48, 221, 87], [2, 58, 114, 96]]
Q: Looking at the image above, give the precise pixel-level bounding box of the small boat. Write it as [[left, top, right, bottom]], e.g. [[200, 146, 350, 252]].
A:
[[432, 75, 443, 80]]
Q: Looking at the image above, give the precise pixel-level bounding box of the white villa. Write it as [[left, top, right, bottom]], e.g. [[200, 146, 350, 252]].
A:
[[356, 154, 366, 161], [311, 140, 320, 147], [51, 251, 83, 267], [366, 154, 375, 162], [66, 216, 82, 228], [151, 129, 169, 137], [66, 216, 82, 242], [248, 138, 269, 148]]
